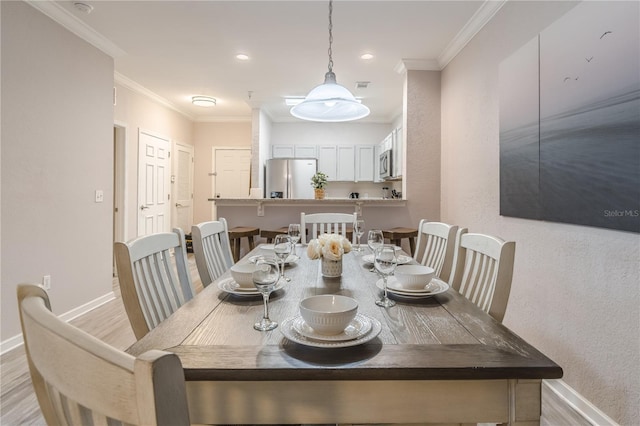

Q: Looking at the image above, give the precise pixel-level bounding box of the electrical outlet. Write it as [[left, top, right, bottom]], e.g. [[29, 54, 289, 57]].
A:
[[42, 275, 51, 290]]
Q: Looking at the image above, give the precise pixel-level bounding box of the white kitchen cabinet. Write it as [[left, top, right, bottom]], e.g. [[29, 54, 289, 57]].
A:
[[336, 145, 355, 181], [272, 145, 294, 158], [355, 145, 375, 182], [393, 127, 403, 178], [317, 145, 337, 180], [294, 145, 317, 158]]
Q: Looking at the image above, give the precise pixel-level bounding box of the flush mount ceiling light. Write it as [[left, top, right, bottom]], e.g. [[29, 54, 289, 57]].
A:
[[236, 53, 250, 61], [192, 96, 216, 107], [290, 0, 370, 122]]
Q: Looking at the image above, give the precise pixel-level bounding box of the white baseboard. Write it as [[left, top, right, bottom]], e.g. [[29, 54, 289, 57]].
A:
[[543, 379, 619, 426], [1, 291, 116, 355]]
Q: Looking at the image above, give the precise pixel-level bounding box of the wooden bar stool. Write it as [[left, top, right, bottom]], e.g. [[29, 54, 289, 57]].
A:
[[228, 226, 260, 261], [382, 227, 418, 256], [260, 227, 289, 243]]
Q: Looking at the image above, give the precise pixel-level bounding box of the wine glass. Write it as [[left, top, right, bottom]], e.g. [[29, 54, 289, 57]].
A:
[[374, 245, 397, 308], [367, 229, 384, 271], [252, 256, 280, 331], [287, 223, 301, 253], [274, 234, 292, 282], [353, 218, 365, 252]]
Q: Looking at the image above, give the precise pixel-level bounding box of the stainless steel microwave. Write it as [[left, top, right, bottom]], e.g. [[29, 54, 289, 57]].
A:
[[379, 149, 392, 179]]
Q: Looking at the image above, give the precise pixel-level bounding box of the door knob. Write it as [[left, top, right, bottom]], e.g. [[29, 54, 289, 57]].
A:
[[140, 205, 149, 210], [176, 203, 184, 207]]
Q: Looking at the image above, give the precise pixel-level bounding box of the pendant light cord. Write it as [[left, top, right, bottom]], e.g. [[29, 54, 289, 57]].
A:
[[327, 0, 333, 73]]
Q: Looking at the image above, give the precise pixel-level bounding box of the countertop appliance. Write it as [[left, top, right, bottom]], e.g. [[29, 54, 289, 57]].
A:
[[379, 149, 392, 179], [265, 158, 317, 199]]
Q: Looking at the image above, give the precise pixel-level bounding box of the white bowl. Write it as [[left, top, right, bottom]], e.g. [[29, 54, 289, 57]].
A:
[[394, 265, 435, 290], [299, 295, 358, 335], [230, 262, 256, 288]]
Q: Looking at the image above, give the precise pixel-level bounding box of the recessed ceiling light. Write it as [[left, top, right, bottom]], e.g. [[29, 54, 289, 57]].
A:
[[360, 53, 374, 60], [192, 96, 216, 107], [236, 54, 250, 61]]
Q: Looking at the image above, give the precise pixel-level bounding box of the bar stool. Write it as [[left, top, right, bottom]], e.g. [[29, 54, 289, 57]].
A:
[[228, 226, 260, 261], [382, 227, 418, 256], [260, 227, 289, 243]]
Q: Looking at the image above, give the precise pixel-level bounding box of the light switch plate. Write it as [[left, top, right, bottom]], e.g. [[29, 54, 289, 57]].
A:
[[95, 190, 104, 203]]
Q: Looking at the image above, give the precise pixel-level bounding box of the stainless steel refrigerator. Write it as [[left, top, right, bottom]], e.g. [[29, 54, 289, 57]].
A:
[[265, 158, 317, 199]]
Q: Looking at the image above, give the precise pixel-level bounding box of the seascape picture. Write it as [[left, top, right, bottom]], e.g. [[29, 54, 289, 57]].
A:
[[500, 2, 639, 233]]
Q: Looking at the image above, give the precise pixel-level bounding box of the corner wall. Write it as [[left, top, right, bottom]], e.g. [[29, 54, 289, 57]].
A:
[[1, 2, 114, 339], [440, 1, 639, 423]]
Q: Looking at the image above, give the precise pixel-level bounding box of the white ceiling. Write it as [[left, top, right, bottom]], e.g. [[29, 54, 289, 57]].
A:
[[32, 1, 505, 123]]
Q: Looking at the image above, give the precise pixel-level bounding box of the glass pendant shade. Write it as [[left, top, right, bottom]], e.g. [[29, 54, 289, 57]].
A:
[[290, 72, 370, 122]]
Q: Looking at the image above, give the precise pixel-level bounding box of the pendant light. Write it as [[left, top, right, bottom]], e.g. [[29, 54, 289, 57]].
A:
[[290, 0, 370, 122]]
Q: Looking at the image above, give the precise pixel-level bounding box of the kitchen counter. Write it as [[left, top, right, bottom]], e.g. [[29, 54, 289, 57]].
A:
[[210, 197, 405, 215]]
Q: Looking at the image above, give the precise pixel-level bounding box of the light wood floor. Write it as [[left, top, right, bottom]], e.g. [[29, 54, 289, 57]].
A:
[[1, 254, 582, 425]]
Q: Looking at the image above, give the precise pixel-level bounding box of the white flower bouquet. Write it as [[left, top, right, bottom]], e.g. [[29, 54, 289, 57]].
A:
[[306, 233, 352, 261]]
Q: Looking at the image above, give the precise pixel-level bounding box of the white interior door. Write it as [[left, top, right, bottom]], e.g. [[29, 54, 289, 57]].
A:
[[213, 148, 251, 199], [138, 130, 171, 236], [173, 142, 194, 232]]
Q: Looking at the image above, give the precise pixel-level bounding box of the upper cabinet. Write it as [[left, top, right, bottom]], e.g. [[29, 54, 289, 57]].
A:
[[356, 145, 375, 182], [272, 144, 317, 159], [336, 146, 355, 181], [392, 127, 403, 179], [295, 145, 317, 158], [317, 145, 337, 180], [272, 145, 295, 158]]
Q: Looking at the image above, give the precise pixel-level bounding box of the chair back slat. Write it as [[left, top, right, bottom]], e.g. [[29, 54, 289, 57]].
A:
[[192, 218, 235, 287], [414, 221, 458, 282], [17, 284, 190, 426], [450, 232, 516, 323], [115, 229, 195, 339], [300, 212, 357, 244]]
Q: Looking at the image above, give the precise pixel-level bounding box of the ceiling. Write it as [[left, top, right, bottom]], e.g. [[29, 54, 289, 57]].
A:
[[32, 1, 504, 123]]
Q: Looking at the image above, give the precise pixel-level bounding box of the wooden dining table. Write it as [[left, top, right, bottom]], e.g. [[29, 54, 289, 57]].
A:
[[127, 245, 562, 425]]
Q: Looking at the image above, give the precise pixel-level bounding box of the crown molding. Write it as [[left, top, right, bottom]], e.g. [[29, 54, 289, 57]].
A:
[[195, 116, 253, 123], [438, 0, 507, 69], [394, 59, 441, 74], [115, 72, 195, 121], [25, 0, 126, 58]]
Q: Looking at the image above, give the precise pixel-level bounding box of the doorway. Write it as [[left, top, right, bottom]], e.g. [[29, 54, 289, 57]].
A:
[[211, 147, 251, 219], [113, 122, 127, 277], [137, 129, 171, 236]]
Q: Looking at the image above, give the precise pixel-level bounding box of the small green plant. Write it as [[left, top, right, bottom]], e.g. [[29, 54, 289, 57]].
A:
[[310, 171, 328, 189]]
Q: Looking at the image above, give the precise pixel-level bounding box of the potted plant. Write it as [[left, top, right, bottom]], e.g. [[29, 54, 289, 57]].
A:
[[310, 171, 328, 199]]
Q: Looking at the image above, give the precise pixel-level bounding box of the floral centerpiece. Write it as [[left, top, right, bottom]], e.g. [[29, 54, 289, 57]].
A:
[[307, 233, 352, 277], [310, 171, 328, 199]]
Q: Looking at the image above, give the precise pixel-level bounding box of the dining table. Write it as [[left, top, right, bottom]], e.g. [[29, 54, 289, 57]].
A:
[[127, 244, 563, 425]]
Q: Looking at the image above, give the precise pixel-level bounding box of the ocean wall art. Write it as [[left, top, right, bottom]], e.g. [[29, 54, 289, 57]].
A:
[[499, 1, 639, 233]]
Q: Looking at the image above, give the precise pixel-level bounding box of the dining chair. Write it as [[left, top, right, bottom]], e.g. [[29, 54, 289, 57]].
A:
[[17, 284, 190, 426], [300, 212, 357, 244], [413, 220, 459, 282], [449, 230, 516, 323], [114, 228, 195, 339], [191, 218, 235, 287]]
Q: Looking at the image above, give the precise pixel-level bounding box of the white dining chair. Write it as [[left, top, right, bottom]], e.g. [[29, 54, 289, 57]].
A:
[[17, 284, 190, 426], [114, 228, 195, 339], [191, 218, 235, 287], [449, 231, 516, 323], [300, 212, 357, 244], [413, 220, 459, 282]]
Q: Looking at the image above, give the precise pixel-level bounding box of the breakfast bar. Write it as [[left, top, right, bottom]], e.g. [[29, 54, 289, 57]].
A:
[[127, 245, 562, 425]]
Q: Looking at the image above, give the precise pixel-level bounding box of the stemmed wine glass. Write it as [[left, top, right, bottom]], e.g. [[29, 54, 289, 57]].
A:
[[274, 234, 292, 282], [353, 218, 365, 252], [287, 223, 301, 253], [374, 245, 397, 308], [367, 229, 384, 271], [252, 256, 280, 331]]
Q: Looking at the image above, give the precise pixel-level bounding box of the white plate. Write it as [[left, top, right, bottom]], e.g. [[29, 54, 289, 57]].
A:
[[362, 254, 412, 265], [281, 315, 381, 348], [292, 313, 372, 342], [376, 277, 449, 298], [249, 254, 299, 265], [217, 277, 285, 296]]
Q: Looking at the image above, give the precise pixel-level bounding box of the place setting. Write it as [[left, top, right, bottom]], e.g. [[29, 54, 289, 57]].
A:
[[376, 264, 449, 299], [218, 261, 286, 297], [280, 294, 381, 348]]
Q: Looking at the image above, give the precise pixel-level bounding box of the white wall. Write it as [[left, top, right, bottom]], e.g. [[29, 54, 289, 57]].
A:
[[113, 83, 194, 241], [193, 121, 252, 224], [440, 1, 639, 423], [1, 2, 114, 339]]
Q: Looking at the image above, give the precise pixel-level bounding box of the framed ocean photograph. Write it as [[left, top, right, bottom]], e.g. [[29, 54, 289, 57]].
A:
[[500, 1, 639, 233]]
